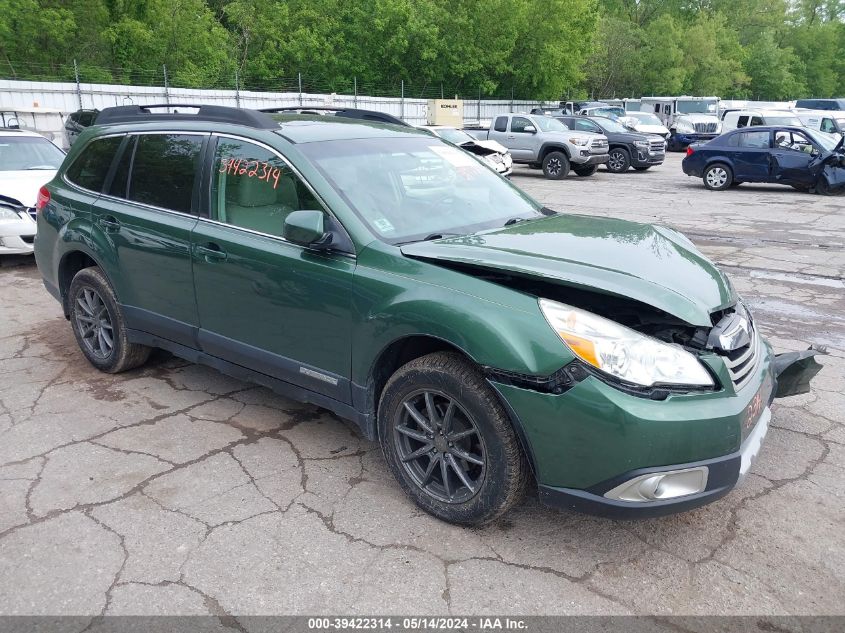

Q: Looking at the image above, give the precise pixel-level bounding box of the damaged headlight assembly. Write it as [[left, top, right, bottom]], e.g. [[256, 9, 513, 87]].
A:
[[539, 299, 714, 389]]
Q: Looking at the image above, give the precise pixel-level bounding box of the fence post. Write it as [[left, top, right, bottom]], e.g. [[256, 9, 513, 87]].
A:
[[477, 86, 481, 122], [234, 68, 240, 108], [440, 83, 444, 100], [400, 80, 405, 120], [298, 72, 302, 106], [163, 65, 170, 105], [354, 76, 357, 107], [510, 85, 514, 113], [73, 59, 83, 110]]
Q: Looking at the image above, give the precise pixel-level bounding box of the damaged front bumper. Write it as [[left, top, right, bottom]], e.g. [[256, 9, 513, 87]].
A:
[[491, 344, 826, 519]]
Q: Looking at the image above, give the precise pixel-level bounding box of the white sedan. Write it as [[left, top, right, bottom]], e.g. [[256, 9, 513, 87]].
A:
[[0, 129, 65, 255], [420, 125, 513, 177]]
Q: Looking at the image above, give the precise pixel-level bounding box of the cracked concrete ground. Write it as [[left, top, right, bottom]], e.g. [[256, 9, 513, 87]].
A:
[[0, 153, 843, 619]]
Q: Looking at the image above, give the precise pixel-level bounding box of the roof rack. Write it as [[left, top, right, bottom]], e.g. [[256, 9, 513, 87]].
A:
[[260, 106, 410, 127], [94, 104, 278, 129]]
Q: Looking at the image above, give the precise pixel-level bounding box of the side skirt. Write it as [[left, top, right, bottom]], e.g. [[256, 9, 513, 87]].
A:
[[126, 328, 373, 437]]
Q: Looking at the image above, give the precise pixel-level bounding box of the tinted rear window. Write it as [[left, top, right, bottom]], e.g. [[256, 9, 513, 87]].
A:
[[127, 134, 204, 214], [65, 136, 123, 191]]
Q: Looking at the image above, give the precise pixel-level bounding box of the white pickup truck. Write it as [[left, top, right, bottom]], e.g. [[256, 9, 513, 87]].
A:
[[466, 113, 609, 179]]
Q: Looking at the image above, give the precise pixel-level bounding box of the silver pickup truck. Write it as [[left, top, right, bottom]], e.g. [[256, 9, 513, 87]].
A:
[[466, 113, 609, 179]]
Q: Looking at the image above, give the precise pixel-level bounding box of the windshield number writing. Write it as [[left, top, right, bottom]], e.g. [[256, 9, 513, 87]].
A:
[[219, 158, 281, 189]]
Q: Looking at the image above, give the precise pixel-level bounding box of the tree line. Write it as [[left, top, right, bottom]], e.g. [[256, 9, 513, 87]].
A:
[[1, 0, 843, 100]]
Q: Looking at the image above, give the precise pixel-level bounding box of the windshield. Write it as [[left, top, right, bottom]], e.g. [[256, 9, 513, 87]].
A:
[[435, 127, 475, 145], [806, 128, 840, 151], [299, 136, 543, 244], [533, 117, 568, 132], [591, 117, 628, 133], [676, 100, 718, 114], [0, 135, 65, 171], [630, 112, 663, 126]]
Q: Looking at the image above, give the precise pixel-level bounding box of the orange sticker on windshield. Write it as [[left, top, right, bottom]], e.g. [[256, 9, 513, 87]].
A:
[[220, 158, 281, 189]]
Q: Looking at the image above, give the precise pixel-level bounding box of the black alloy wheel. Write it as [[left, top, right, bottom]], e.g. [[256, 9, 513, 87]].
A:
[[394, 389, 486, 504]]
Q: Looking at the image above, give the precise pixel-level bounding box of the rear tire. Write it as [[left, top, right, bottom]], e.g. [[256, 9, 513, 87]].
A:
[[378, 352, 528, 526], [542, 151, 569, 180], [68, 267, 151, 373], [573, 164, 598, 177], [703, 163, 733, 191], [606, 148, 631, 173]]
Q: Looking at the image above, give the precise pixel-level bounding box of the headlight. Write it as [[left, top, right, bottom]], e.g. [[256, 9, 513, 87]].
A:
[[569, 137, 590, 146], [539, 299, 714, 388], [674, 121, 695, 134], [0, 208, 22, 222], [633, 140, 650, 149]]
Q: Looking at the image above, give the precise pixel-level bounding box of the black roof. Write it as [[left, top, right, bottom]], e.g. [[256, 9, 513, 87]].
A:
[[259, 106, 410, 127], [95, 104, 279, 129]]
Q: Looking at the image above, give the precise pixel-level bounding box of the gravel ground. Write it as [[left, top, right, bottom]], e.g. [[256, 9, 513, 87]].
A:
[[0, 152, 843, 620]]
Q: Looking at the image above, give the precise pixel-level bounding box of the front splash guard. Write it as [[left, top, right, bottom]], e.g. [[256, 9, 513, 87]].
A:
[[773, 346, 827, 398]]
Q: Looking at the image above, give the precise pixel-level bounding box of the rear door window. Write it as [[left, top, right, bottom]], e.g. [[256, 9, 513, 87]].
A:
[[737, 131, 771, 148], [65, 136, 123, 192], [127, 134, 204, 214], [493, 117, 508, 132]]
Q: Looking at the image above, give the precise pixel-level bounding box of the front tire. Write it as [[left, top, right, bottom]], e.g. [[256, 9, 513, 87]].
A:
[[573, 164, 598, 177], [606, 148, 631, 173], [703, 163, 733, 191], [542, 151, 570, 179], [378, 352, 528, 525], [68, 267, 151, 373]]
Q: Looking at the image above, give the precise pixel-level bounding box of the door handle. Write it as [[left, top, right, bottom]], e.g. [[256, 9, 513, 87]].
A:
[[98, 215, 120, 232], [194, 242, 227, 262], [507, 135, 516, 139]]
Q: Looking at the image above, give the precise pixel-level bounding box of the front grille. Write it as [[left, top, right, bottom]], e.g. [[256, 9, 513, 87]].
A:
[[591, 138, 609, 150], [21, 235, 35, 244], [649, 139, 665, 152], [694, 122, 719, 134], [27, 207, 36, 220], [721, 324, 760, 391]]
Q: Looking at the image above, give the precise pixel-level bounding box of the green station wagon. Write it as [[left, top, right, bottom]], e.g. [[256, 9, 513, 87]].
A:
[[34, 105, 822, 525]]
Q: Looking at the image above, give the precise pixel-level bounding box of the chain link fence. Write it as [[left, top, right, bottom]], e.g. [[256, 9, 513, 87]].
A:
[[0, 60, 560, 128]]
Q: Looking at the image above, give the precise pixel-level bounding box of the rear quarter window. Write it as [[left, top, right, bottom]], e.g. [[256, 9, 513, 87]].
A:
[[65, 136, 123, 192]]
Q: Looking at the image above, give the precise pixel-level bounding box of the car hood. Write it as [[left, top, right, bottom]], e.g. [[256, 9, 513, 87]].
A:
[[0, 170, 57, 207], [545, 130, 602, 142], [632, 123, 670, 135], [401, 214, 736, 327]]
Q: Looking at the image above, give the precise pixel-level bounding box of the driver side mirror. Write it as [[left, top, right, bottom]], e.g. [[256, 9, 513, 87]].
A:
[[283, 210, 333, 249], [523, 125, 536, 134], [6, 117, 19, 129]]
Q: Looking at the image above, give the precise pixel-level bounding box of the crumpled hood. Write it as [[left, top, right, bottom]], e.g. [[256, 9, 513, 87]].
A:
[[401, 214, 737, 327], [0, 170, 57, 207], [463, 138, 509, 155]]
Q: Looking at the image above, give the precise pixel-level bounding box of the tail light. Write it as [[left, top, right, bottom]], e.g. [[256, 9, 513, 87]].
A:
[[686, 146, 695, 157], [36, 186, 50, 213]]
